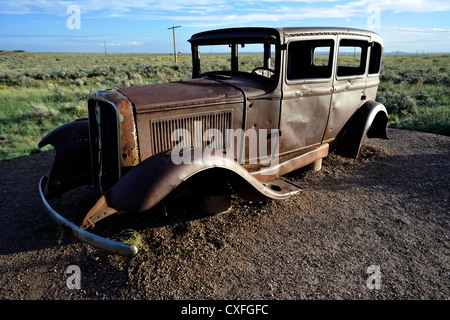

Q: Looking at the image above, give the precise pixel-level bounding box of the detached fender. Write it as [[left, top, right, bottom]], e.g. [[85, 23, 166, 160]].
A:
[[336, 101, 389, 159], [38, 119, 92, 198], [80, 147, 300, 229]]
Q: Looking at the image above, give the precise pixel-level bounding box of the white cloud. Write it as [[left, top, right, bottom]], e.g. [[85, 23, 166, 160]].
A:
[[129, 41, 142, 46], [336, 0, 450, 13], [2, 0, 449, 16], [1, 0, 449, 39], [432, 28, 450, 32]]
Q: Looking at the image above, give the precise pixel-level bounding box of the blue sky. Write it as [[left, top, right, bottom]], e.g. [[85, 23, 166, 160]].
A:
[[0, 0, 449, 53]]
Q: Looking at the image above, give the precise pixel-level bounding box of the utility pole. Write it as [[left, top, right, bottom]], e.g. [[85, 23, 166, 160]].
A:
[[168, 25, 181, 63]]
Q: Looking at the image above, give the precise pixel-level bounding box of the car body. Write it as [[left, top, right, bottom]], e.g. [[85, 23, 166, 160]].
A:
[[39, 27, 388, 255]]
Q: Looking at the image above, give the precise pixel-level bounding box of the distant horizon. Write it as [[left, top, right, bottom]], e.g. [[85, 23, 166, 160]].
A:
[[2, 49, 449, 55]]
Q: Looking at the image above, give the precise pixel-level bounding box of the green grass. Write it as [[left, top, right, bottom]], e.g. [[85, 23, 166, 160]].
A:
[[0, 51, 448, 161], [377, 54, 450, 135], [0, 52, 194, 161]]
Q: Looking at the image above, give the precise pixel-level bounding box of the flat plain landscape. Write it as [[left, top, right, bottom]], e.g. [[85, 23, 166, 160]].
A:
[[0, 51, 449, 161]]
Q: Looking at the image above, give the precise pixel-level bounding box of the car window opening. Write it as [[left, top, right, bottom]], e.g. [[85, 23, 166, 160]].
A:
[[287, 39, 335, 80]]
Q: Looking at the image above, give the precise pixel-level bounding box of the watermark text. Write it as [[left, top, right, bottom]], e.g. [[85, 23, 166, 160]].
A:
[[366, 265, 381, 290], [66, 5, 81, 30], [66, 265, 81, 289]]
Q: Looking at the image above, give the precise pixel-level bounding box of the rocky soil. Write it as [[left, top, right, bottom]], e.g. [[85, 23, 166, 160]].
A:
[[0, 128, 448, 301]]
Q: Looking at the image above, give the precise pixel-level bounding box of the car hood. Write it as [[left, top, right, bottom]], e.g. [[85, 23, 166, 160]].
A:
[[117, 76, 270, 113]]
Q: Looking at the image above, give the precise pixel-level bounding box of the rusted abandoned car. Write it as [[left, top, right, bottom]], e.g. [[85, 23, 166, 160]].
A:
[[38, 27, 388, 255]]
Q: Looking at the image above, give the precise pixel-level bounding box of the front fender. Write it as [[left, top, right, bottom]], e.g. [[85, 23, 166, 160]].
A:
[[38, 119, 92, 198], [113, 148, 298, 212], [336, 101, 389, 159], [80, 147, 300, 229]]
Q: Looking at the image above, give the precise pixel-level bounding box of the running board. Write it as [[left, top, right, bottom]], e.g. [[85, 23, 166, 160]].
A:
[[264, 177, 303, 195], [251, 144, 329, 183]]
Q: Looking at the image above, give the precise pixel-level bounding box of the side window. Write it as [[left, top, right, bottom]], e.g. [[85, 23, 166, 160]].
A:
[[368, 42, 382, 74], [287, 39, 334, 80], [337, 39, 368, 77]]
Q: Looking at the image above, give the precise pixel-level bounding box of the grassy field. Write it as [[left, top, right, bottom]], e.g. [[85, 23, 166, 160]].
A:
[[0, 51, 448, 161], [377, 54, 449, 136]]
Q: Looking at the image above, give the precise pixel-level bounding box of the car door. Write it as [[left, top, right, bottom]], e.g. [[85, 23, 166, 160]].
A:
[[279, 37, 335, 156], [322, 36, 370, 142]]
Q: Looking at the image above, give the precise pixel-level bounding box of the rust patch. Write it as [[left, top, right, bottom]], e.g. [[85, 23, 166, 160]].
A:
[[104, 91, 140, 167]]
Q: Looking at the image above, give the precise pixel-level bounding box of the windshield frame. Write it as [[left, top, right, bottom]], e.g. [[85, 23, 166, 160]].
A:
[[190, 34, 281, 84]]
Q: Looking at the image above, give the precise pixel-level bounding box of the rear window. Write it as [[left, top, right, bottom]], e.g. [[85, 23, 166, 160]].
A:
[[287, 39, 334, 80], [368, 42, 382, 74]]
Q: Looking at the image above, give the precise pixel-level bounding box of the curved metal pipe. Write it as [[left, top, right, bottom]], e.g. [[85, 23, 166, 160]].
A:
[[39, 176, 138, 256]]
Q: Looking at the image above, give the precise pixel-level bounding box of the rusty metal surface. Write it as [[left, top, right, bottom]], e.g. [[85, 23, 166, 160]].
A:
[[90, 90, 139, 168], [119, 78, 241, 113], [249, 144, 329, 183], [148, 110, 233, 155], [115, 93, 140, 167], [124, 74, 278, 161], [117, 76, 271, 114], [109, 148, 301, 214], [80, 190, 118, 230]]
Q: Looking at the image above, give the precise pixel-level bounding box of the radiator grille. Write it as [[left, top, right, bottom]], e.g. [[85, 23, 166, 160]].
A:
[[150, 111, 233, 155], [88, 100, 120, 196]]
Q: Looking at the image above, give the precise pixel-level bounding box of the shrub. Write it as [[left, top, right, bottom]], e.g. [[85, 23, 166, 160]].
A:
[[19, 103, 59, 124], [390, 105, 450, 136], [377, 91, 417, 115]]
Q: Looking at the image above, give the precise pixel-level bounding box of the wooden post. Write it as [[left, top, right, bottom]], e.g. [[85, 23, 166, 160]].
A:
[[168, 25, 181, 64]]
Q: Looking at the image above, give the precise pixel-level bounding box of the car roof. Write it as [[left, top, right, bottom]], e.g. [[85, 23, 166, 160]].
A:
[[188, 27, 280, 45], [189, 27, 382, 45]]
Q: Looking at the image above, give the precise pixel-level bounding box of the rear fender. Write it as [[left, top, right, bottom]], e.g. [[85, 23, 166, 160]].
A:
[[336, 101, 388, 159], [38, 119, 92, 198]]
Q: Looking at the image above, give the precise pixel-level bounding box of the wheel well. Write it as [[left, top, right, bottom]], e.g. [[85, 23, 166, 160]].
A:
[[336, 102, 388, 159], [367, 111, 389, 139]]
